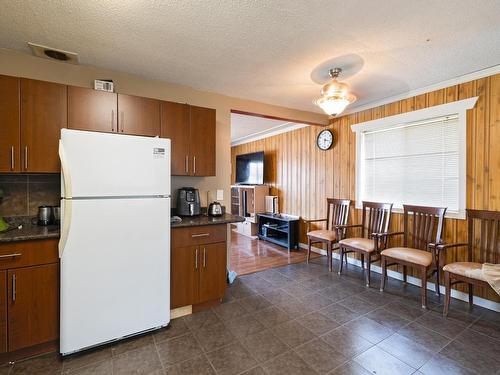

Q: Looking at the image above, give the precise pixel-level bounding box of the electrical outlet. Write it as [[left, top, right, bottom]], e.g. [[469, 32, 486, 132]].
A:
[[216, 189, 224, 201]]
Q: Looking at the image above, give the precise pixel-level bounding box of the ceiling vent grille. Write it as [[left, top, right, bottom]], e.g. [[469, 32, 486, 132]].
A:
[[28, 42, 79, 64]]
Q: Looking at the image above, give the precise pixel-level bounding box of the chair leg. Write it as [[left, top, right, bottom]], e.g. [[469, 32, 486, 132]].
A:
[[365, 253, 371, 287], [443, 271, 451, 317], [307, 238, 311, 264], [380, 256, 386, 292], [468, 284, 474, 306], [435, 266, 440, 296], [361, 254, 365, 269], [403, 265, 407, 283], [421, 267, 428, 309], [327, 242, 332, 272], [338, 247, 344, 275]]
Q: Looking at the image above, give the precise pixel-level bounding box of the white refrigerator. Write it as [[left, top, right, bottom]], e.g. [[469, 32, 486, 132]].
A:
[[59, 129, 171, 355]]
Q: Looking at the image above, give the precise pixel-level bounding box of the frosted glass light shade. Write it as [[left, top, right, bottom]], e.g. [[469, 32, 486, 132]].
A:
[[315, 78, 356, 116]]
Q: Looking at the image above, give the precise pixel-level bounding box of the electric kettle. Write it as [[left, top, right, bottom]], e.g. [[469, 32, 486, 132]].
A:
[[208, 202, 223, 217]]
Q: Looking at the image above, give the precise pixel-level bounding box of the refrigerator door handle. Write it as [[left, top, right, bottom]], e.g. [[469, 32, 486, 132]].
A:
[[59, 140, 73, 198], [59, 199, 73, 258]]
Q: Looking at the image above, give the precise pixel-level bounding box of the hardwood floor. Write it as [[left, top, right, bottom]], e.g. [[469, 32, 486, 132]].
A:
[[230, 230, 319, 275]]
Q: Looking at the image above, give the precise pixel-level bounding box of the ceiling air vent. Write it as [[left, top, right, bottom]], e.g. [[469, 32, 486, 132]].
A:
[[28, 42, 79, 64]]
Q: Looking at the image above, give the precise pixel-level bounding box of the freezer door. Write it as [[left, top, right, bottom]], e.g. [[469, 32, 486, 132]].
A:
[[60, 129, 170, 198], [59, 197, 170, 355]]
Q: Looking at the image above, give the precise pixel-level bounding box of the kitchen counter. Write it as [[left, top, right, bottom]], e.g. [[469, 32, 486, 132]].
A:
[[171, 213, 244, 228], [0, 213, 244, 243], [0, 224, 60, 243]]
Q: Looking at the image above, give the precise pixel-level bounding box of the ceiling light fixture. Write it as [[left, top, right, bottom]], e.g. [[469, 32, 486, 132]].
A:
[[314, 68, 356, 116]]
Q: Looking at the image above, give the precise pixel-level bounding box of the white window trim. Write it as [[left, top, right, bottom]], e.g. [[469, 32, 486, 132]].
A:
[[351, 97, 478, 220]]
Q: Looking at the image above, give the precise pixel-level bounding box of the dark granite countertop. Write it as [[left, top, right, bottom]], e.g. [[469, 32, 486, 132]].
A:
[[0, 224, 60, 243], [171, 213, 245, 228], [0, 213, 244, 243]]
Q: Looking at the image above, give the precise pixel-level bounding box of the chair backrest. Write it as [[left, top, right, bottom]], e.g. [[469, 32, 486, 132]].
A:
[[403, 204, 447, 250], [326, 198, 351, 232], [361, 201, 393, 241], [466, 209, 500, 264]]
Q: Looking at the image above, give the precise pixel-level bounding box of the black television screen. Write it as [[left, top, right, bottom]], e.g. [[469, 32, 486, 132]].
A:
[[236, 151, 264, 185]]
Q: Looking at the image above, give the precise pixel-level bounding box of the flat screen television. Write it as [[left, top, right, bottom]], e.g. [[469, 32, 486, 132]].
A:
[[236, 151, 264, 185]]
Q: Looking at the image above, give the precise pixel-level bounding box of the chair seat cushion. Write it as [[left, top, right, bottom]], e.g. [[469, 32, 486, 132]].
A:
[[307, 230, 336, 242], [443, 262, 485, 281], [381, 247, 433, 266], [339, 237, 375, 252]]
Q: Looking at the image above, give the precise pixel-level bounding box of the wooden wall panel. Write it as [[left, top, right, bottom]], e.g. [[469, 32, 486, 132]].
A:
[[232, 73, 500, 302]]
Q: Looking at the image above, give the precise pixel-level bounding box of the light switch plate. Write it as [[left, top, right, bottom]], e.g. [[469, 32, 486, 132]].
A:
[[216, 189, 224, 201]]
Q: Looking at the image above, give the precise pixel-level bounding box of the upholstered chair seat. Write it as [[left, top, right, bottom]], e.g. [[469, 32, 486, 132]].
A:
[[307, 230, 337, 242], [443, 262, 485, 281], [339, 238, 375, 252], [381, 247, 433, 267]]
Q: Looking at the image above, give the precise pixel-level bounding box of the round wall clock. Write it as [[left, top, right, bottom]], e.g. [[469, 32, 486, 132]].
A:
[[316, 129, 334, 150]]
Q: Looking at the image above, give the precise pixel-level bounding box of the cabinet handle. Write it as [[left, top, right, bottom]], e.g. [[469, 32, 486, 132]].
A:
[[193, 156, 196, 175], [185, 155, 189, 174], [111, 110, 115, 132], [0, 253, 21, 259], [195, 248, 198, 270], [10, 146, 14, 171], [24, 146, 28, 171], [12, 274, 16, 302], [120, 112, 124, 133], [191, 233, 209, 238], [203, 247, 206, 268]]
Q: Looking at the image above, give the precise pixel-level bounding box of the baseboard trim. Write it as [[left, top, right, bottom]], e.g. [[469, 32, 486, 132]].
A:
[[299, 242, 500, 313]]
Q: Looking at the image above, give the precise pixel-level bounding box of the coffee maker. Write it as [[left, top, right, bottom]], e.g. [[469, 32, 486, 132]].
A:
[[176, 187, 201, 216]]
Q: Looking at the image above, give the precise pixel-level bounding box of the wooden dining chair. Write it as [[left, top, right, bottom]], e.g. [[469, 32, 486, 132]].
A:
[[380, 204, 447, 309], [338, 201, 393, 286], [441, 209, 499, 316], [305, 198, 351, 272]]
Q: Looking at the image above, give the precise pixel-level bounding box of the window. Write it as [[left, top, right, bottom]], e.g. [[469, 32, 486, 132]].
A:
[[352, 98, 477, 219]]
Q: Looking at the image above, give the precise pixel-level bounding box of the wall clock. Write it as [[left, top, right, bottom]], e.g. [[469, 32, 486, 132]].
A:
[[316, 129, 334, 150]]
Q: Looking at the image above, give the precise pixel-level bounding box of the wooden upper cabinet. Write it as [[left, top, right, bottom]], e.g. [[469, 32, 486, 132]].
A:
[[190, 106, 216, 176], [118, 94, 160, 136], [0, 75, 20, 173], [7, 263, 59, 352], [161, 102, 190, 176], [68, 86, 117, 133], [21, 79, 66, 173]]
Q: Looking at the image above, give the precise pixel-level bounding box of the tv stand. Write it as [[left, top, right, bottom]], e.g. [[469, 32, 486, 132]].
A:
[[231, 185, 269, 238], [257, 213, 300, 251]]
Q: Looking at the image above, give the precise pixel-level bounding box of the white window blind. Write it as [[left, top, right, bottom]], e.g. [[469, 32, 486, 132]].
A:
[[358, 115, 463, 216]]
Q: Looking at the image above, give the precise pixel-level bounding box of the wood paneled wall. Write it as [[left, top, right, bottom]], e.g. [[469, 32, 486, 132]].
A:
[[232, 73, 500, 302]]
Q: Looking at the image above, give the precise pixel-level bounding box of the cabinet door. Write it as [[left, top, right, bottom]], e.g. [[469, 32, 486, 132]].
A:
[[0, 271, 7, 353], [198, 242, 226, 303], [8, 264, 59, 352], [160, 101, 190, 176], [21, 79, 67, 173], [0, 75, 20, 173], [171, 246, 199, 308], [190, 106, 216, 176], [68, 86, 117, 133], [118, 94, 160, 136]]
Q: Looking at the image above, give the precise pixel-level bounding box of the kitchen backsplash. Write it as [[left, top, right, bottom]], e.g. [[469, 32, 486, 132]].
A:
[[0, 174, 60, 217]]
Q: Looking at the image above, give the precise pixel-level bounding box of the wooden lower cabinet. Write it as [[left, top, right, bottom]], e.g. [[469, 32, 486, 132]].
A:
[[0, 239, 59, 360], [198, 243, 227, 303], [171, 246, 199, 309], [0, 271, 6, 354], [7, 264, 59, 352], [171, 225, 227, 308]]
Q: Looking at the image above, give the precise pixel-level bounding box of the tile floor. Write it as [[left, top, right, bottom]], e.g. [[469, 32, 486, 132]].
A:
[[4, 256, 500, 375]]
